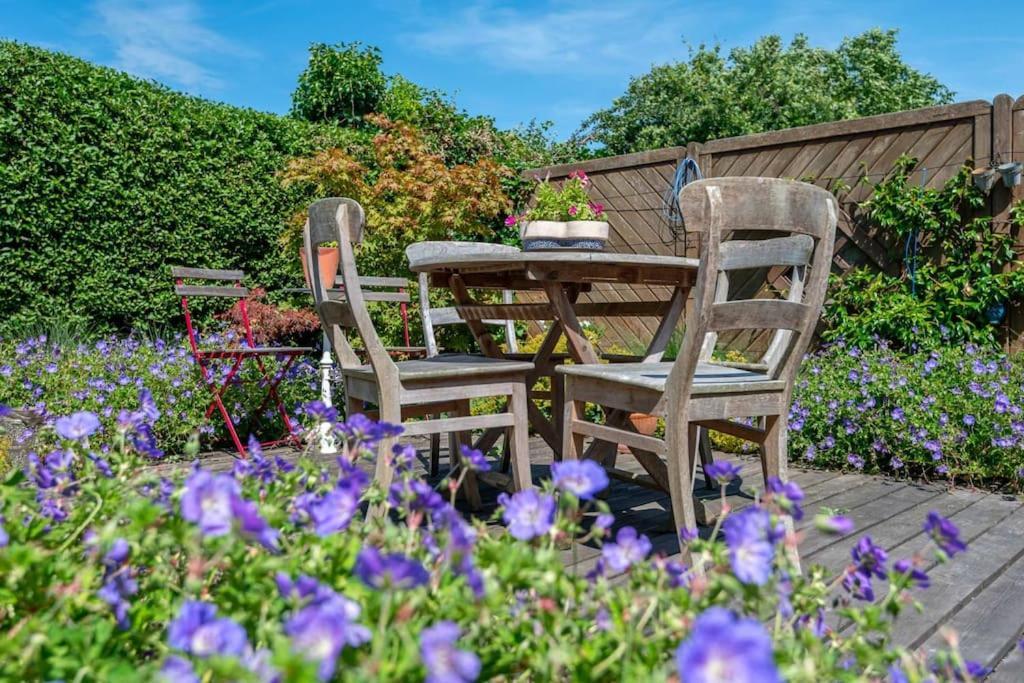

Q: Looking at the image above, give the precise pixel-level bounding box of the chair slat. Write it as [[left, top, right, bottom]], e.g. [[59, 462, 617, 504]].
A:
[[174, 284, 248, 298], [319, 300, 357, 328], [429, 307, 465, 326], [332, 275, 409, 289], [719, 235, 814, 270], [170, 266, 244, 280], [709, 300, 809, 332]]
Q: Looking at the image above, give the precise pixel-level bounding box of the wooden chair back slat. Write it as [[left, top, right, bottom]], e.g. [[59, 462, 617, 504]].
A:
[[170, 266, 245, 280], [708, 300, 809, 332], [319, 300, 358, 328], [718, 235, 814, 270], [174, 284, 249, 298]]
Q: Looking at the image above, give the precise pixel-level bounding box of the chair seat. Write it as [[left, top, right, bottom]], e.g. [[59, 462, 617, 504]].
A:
[[556, 361, 786, 395], [386, 345, 428, 356], [342, 353, 533, 383], [197, 346, 312, 358]]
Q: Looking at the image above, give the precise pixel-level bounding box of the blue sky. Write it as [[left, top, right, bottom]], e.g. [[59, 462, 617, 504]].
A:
[[3, 0, 1021, 138]]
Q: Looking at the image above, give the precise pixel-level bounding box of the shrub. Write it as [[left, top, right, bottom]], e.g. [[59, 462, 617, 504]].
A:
[[216, 289, 321, 348], [0, 41, 356, 336], [790, 340, 1024, 486], [0, 334, 318, 454], [0, 403, 983, 681]]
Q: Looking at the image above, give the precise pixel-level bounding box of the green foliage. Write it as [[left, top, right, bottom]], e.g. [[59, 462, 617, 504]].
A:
[[520, 172, 605, 223], [0, 404, 974, 681], [578, 29, 952, 154], [824, 159, 1024, 349], [0, 41, 355, 336], [790, 341, 1024, 486], [291, 42, 387, 127]]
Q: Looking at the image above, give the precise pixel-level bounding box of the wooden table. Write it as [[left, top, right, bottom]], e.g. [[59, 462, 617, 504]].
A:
[[410, 248, 699, 472]]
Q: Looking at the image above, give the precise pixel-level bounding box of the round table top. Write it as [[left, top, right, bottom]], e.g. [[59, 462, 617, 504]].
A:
[[407, 242, 699, 276]]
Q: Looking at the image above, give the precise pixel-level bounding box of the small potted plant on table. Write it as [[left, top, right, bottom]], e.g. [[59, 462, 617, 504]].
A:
[[508, 170, 609, 251]]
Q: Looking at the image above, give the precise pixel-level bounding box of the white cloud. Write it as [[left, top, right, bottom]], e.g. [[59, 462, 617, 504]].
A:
[[405, 0, 716, 77], [92, 0, 252, 90]]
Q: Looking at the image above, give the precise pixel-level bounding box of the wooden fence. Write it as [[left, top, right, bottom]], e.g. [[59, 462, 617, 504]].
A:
[[525, 94, 1024, 355]]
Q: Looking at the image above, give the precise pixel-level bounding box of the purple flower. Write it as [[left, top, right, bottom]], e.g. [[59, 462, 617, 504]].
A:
[[601, 526, 651, 573], [180, 470, 239, 536], [723, 507, 777, 585], [167, 600, 249, 658], [594, 513, 615, 534], [420, 621, 481, 683], [498, 489, 555, 541], [230, 496, 279, 551], [766, 477, 804, 520], [55, 410, 100, 441], [814, 514, 854, 536], [924, 510, 966, 558], [458, 444, 491, 473], [675, 607, 781, 683], [847, 453, 865, 470], [159, 656, 199, 683], [336, 414, 402, 450], [851, 536, 888, 580], [550, 459, 608, 499], [283, 582, 370, 681], [963, 414, 976, 427], [0, 515, 8, 548], [307, 486, 360, 536], [893, 558, 930, 589], [704, 461, 741, 486], [355, 546, 429, 590]]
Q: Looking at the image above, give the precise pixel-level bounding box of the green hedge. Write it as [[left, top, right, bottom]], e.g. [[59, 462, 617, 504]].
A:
[[0, 42, 356, 335]]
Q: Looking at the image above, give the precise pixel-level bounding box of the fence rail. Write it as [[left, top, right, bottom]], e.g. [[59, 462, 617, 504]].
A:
[[524, 94, 1024, 355]]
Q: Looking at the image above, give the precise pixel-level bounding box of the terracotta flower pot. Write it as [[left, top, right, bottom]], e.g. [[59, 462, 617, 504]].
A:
[[299, 247, 340, 290], [619, 412, 659, 453]]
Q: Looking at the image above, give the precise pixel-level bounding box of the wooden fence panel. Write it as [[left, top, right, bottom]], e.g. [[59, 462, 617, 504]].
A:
[[526, 96, 1023, 356]]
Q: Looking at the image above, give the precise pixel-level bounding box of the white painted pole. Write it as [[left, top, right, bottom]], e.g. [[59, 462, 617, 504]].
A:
[[317, 330, 337, 454]]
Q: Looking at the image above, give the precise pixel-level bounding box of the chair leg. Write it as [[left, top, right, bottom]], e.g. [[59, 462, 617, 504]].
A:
[[561, 381, 584, 462], [369, 401, 402, 518], [453, 400, 482, 511], [508, 382, 533, 491], [762, 413, 800, 573], [499, 429, 512, 474], [429, 432, 441, 478], [698, 427, 715, 490], [665, 410, 700, 570]]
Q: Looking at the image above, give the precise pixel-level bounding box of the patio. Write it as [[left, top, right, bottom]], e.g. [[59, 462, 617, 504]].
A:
[[171, 435, 1024, 679]]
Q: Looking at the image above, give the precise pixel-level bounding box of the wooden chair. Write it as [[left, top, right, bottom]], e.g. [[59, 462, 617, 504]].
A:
[[558, 177, 837, 550], [326, 274, 427, 358], [171, 267, 312, 458], [306, 198, 535, 504], [410, 243, 520, 477]]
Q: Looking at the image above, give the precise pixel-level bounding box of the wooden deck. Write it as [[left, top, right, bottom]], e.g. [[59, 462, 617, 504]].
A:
[[186, 437, 1024, 679]]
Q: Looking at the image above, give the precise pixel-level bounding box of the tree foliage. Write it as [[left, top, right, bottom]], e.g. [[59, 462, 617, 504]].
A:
[[291, 42, 387, 127], [577, 29, 953, 154]]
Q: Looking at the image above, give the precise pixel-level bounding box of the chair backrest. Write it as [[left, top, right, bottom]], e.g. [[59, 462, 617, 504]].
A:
[[406, 241, 520, 357], [306, 198, 399, 384], [666, 177, 837, 405], [171, 266, 253, 353]]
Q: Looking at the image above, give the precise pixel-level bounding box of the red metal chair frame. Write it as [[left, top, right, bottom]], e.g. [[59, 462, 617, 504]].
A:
[[172, 266, 310, 458]]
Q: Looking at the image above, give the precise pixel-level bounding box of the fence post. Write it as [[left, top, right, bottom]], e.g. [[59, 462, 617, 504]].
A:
[[1008, 95, 1024, 351], [991, 95, 1014, 350]]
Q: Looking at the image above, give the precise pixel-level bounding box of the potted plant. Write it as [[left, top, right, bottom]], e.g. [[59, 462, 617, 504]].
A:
[[507, 170, 610, 251], [299, 243, 339, 291]]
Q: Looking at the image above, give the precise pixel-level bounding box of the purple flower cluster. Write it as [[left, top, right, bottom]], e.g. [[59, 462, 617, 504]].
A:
[[843, 536, 888, 601], [675, 607, 781, 683], [96, 538, 138, 630], [180, 469, 278, 550]]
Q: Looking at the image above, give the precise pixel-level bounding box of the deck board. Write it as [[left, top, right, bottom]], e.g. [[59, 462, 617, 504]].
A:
[[189, 436, 1024, 677]]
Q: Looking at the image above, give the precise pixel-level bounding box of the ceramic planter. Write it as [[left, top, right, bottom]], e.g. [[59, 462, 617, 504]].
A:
[[972, 167, 998, 193], [299, 246, 340, 290], [998, 162, 1022, 188], [619, 412, 659, 453], [521, 220, 609, 251]]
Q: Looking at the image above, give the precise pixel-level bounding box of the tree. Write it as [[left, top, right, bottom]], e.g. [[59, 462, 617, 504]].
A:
[[576, 29, 953, 155], [291, 42, 387, 126]]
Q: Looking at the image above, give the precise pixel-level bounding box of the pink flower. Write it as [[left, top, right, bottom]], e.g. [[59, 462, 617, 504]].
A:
[[504, 215, 518, 227], [568, 205, 578, 216], [568, 170, 589, 185], [589, 202, 605, 215]]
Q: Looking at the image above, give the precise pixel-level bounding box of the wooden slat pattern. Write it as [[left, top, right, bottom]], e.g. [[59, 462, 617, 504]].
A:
[[526, 95, 1024, 354]]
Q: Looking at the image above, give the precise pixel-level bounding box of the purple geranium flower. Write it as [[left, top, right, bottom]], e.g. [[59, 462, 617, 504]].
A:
[[924, 510, 967, 558], [458, 444, 491, 473], [0, 515, 8, 548], [498, 489, 555, 541], [230, 496, 279, 551], [306, 486, 360, 537], [282, 579, 370, 681], [167, 600, 249, 658], [766, 477, 804, 520], [180, 470, 240, 537], [355, 546, 429, 590], [55, 410, 100, 441], [601, 526, 651, 573], [159, 656, 199, 683], [420, 621, 481, 683], [722, 507, 777, 585], [675, 607, 781, 683], [550, 459, 608, 500], [814, 514, 855, 536], [893, 558, 930, 589], [704, 461, 741, 486]]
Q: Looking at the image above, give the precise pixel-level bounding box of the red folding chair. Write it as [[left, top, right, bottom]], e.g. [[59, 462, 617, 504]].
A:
[[172, 266, 312, 458]]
